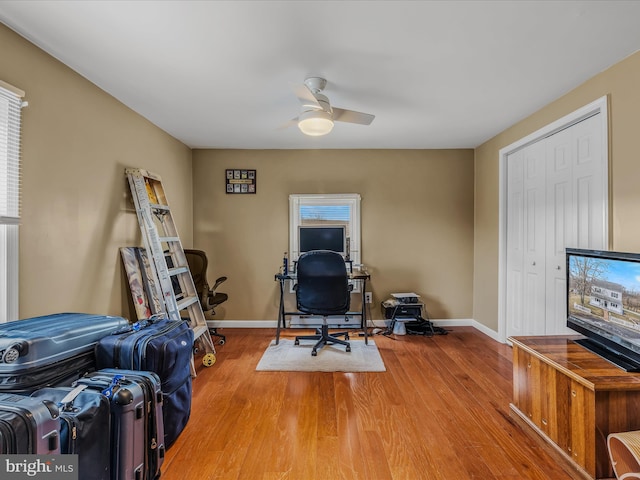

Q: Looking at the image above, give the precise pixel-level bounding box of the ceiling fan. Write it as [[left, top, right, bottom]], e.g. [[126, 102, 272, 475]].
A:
[[287, 77, 375, 136]]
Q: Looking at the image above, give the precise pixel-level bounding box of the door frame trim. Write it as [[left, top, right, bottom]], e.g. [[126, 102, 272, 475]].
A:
[[497, 95, 609, 342]]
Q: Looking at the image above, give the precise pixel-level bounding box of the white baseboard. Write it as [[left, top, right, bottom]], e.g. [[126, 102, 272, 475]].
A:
[[468, 320, 502, 343], [206, 318, 503, 343], [207, 320, 275, 329]]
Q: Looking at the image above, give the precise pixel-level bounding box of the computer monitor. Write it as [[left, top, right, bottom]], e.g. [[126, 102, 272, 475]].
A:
[[298, 225, 346, 255]]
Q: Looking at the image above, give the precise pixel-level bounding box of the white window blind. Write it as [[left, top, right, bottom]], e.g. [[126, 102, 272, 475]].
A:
[[300, 205, 351, 223], [0, 82, 24, 323]]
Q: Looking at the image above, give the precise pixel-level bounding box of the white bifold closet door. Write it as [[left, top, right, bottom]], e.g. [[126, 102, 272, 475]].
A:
[[506, 113, 606, 337]]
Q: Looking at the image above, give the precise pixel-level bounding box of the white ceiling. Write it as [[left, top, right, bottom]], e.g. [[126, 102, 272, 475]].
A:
[[1, 1, 640, 150]]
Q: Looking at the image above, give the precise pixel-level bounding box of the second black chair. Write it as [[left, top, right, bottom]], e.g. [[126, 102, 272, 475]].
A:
[[184, 249, 228, 345], [294, 250, 352, 356]]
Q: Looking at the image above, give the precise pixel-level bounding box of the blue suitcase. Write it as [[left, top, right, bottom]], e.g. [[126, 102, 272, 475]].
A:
[[0, 313, 130, 393], [74, 371, 147, 480], [31, 385, 111, 480], [95, 317, 193, 448], [99, 368, 165, 479], [0, 392, 60, 454]]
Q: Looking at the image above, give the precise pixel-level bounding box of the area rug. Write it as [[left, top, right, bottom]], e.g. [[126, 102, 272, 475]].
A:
[[256, 338, 386, 372]]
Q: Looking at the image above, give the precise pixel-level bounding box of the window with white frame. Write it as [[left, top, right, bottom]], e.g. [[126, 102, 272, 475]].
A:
[[0, 81, 24, 323], [289, 193, 361, 264]]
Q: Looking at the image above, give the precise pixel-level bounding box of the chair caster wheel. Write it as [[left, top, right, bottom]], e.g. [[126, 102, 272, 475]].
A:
[[311, 350, 317, 356], [346, 346, 351, 352], [294, 339, 300, 345], [202, 353, 216, 367], [345, 334, 350, 340]]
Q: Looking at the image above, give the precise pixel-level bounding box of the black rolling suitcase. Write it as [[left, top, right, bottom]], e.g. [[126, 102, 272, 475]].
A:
[[0, 312, 130, 393], [95, 317, 194, 448], [75, 370, 164, 480], [0, 392, 60, 454], [30, 385, 111, 480]]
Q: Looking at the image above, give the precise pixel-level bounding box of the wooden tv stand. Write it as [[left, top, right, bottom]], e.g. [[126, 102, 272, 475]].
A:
[[510, 336, 640, 479]]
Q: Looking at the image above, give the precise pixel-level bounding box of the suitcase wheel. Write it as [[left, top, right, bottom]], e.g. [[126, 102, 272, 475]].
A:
[[202, 353, 216, 367], [1, 342, 25, 364]]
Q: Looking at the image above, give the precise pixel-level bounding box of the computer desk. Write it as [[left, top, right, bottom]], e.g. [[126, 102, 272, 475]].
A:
[[274, 268, 370, 345]]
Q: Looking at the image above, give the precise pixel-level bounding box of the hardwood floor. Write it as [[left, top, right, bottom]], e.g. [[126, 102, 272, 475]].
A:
[[161, 327, 584, 480]]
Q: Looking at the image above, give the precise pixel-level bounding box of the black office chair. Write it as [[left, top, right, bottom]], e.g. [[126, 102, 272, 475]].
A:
[[294, 250, 352, 356], [184, 249, 228, 344]]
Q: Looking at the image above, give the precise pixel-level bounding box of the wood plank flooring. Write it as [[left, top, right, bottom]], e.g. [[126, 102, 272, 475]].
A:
[[161, 327, 585, 480]]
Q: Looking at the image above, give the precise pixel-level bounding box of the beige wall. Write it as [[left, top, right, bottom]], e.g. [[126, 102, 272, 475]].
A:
[[4, 21, 474, 326], [474, 50, 640, 332], [17, 15, 636, 331], [192, 149, 475, 322], [1, 24, 194, 320]]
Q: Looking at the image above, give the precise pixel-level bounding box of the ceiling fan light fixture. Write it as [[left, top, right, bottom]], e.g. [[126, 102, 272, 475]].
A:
[[298, 110, 334, 136]]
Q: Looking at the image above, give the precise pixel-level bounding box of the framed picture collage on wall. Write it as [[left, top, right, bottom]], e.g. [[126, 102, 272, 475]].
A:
[[226, 169, 256, 194]]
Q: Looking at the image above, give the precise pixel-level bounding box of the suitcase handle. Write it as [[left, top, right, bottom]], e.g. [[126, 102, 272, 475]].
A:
[[101, 374, 126, 398], [112, 320, 150, 335], [58, 384, 88, 412], [111, 314, 164, 335]]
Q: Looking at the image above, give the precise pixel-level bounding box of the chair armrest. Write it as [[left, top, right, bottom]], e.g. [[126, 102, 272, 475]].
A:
[[212, 276, 227, 292]]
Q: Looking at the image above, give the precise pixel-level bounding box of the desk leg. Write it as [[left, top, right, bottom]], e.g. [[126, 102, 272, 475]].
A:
[[276, 279, 285, 345], [361, 278, 368, 345]]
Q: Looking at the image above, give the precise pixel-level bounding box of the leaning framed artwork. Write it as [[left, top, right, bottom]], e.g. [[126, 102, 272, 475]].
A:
[[226, 169, 256, 194]]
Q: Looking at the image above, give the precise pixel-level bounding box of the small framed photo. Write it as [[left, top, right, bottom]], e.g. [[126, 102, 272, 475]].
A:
[[226, 169, 257, 194]]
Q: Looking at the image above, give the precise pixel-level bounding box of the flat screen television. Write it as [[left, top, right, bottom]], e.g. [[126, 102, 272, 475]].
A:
[[566, 247, 640, 372], [298, 225, 346, 255]]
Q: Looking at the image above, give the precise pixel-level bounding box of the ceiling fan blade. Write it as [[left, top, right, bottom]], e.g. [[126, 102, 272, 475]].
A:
[[332, 107, 375, 125], [292, 83, 321, 108], [277, 117, 299, 130]]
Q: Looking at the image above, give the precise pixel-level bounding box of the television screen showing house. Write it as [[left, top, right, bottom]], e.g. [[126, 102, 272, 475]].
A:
[[568, 253, 640, 347]]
